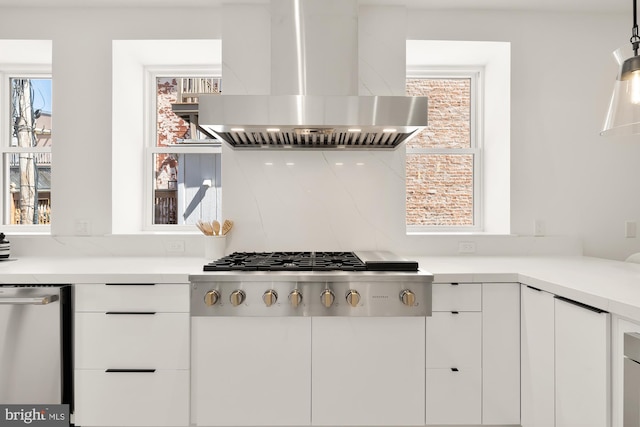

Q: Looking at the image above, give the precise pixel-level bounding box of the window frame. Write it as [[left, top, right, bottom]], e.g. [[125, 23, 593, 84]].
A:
[[405, 68, 484, 233], [0, 66, 52, 232], [143, 66, 223, 232]]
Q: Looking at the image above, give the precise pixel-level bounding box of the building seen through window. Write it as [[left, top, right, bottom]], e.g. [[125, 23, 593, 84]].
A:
[[152, 77, 221, 226], [406, 76, 479, 230]]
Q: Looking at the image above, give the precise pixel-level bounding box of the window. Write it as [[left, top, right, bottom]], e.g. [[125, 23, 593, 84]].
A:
[[146, 74, 222, 229], [112, 40, 221, 234], [406, 72, 481, 232], [2, 74, 52, 227]]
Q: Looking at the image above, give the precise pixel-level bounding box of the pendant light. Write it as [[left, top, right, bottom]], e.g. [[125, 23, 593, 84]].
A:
[[601, 0, 640, 136]]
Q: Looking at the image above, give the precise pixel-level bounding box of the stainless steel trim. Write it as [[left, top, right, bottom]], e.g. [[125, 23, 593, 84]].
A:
[[0, 295, 59, 305], [190, 276, 432, 317], [197, 94, 428, 150]]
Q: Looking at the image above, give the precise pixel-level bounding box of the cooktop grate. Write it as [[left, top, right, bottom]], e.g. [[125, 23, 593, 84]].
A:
[[204, 251, 366, 272]]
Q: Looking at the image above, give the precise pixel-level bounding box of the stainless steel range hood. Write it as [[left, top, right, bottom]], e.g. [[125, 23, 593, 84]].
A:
[[198, 94, 427, 149], [191, 0, 428, 150]]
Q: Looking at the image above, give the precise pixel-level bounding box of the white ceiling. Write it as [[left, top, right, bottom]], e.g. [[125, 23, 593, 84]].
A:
[[0, 0, 629, 12]]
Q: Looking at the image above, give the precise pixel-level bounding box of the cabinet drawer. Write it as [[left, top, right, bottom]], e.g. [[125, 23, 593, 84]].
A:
[[75, 283, 188, 312], [431, 283, 481, 312], [426, 367, 481, 425], [75, 312, 189, 369], [74, 369, 189, 426], [426, 311, 481, 369]]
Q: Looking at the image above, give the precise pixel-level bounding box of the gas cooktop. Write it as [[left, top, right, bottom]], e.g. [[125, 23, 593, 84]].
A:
[[203, 251, 419, 272]]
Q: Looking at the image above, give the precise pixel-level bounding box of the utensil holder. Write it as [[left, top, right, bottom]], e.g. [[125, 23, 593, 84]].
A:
[[204, 235, 226, 261]]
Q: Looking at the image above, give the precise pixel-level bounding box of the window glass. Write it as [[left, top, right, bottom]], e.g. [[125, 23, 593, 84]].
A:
[[7, 78, 52, 225], [152, 77, 221, 226], [153, 152, 220, 225], [406, 78, 471, 149], [406, 153, 474, 226], [405, 76, 477, 229]]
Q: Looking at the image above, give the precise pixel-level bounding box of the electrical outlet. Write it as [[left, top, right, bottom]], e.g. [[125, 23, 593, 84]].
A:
[[167, 240, 185, 253], [626, 221, 637, 238], [534, 220, 545, 237], [75, 220, 91, 236], [458, 241, 476, 254]]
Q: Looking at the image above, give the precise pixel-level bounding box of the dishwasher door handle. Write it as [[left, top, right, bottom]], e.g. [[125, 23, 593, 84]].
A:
[[0, 295, 59, 305]]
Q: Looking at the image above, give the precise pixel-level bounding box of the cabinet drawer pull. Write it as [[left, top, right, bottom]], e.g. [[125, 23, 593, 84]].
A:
[[526, 285, 542, 292], [554, 295, 607, 314], [451, 311, 459, 314], [451, 283, 459, 286], [105, 283, 155, 286], [105, 369, 156, 373], [105, 311, 157, 315], [451, 368, 459, 372]]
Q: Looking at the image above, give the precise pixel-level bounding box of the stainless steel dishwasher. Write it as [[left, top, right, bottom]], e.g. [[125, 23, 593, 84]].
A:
[[0, 285, 72, 405], [625, 332, 640, 427]]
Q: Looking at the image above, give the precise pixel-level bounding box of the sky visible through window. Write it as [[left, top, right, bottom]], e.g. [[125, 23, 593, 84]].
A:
[[30, 79, 52, 114]]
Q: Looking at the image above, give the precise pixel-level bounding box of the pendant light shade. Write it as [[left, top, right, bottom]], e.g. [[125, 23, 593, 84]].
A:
[[601, 0, 640, 136]]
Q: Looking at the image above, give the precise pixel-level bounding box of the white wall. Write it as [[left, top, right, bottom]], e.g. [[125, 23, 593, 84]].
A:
[[406, 9, 640, 260], [0, 6, 634, 260]]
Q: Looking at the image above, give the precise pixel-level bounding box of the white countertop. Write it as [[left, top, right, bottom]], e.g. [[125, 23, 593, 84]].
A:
[[2, 255, 640, 322], [0, 256, 205, 284], [415, 255, 640, 321]]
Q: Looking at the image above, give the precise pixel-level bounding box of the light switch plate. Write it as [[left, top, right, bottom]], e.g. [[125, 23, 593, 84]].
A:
[[626, 221, 637, 238]]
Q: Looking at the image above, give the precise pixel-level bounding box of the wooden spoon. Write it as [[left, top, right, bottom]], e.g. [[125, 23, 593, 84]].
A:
[[203, 220, 215, 236], [196, 220, 211, 236], [212, 220, 221, 236], [222, 219, 234, 235]]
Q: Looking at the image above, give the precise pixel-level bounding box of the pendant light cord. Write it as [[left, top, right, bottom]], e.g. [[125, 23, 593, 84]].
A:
[[633, 0, 640, 55]]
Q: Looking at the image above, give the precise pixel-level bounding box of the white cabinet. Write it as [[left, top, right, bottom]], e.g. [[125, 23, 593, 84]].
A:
[[431, 282, 482, 312], [520, 285, 610, 427], [75, 312, 189, 369], [192, 317, 311, 427], [427, 311, 482, 369], [75, 369, 189, 427], [426, 283, 480, 425], [425, 368, 482, 425], [426, 310, 482, 425], [482, 283, 520, 424], [312, 317, 426, 426], [521, 285, 555, 427], [555, 296, 610, 427], [75, 283, 188, 312], [426, 282, 519, 426], [74, 283, 190, 427]]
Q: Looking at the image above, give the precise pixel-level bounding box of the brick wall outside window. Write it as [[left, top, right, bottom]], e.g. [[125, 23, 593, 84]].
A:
[[406, 78, 474, 227]]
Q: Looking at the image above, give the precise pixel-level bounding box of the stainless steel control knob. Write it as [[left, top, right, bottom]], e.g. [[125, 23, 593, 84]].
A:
[[289, 290, 303, 308], [230, 290, 246, 306], [204, 290, 220, 306], [400, 290, 416, 306], [263, 290, 278, 307], [321, 289, 335, 308], [346, 290, 360, 307]]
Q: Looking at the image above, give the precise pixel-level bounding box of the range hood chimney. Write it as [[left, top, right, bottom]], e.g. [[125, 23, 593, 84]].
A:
[[197, 0, 428, 150]]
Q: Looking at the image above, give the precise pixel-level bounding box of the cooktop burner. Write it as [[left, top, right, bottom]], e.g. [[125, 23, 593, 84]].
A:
[[204, 251, 366, 272], [203, 251, 420, 272]]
